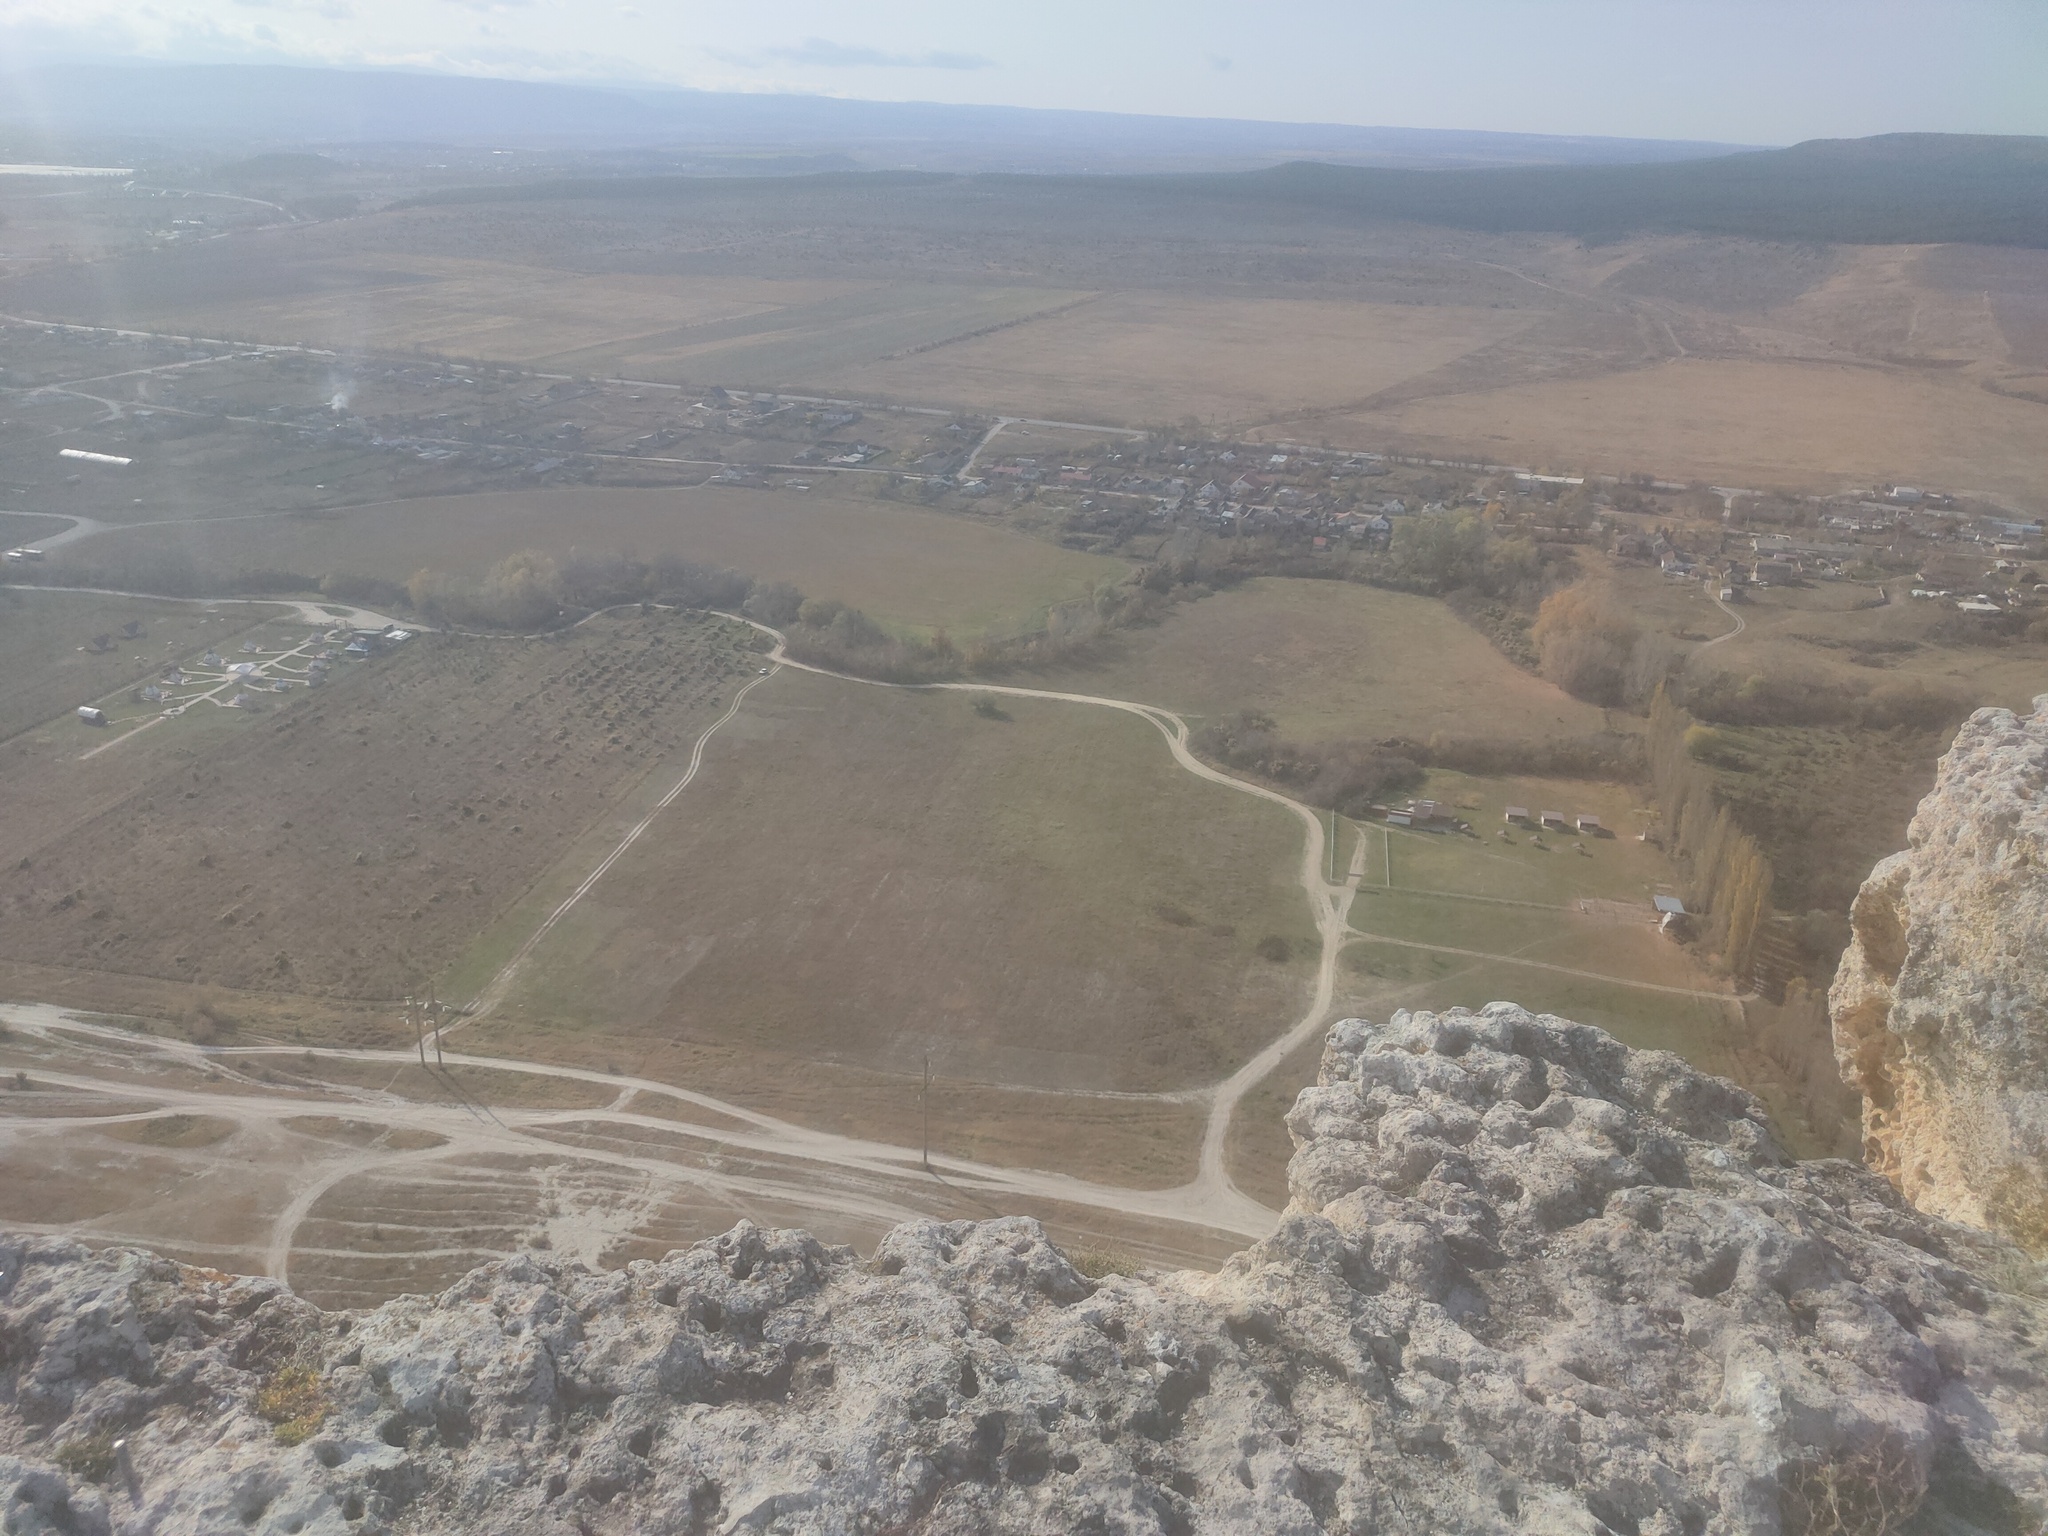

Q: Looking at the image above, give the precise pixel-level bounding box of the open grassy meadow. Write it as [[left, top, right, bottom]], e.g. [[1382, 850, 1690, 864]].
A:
[[467, 668, 1315, 1095], [1297, 356, 2048, 514], [1028, 576, 1610, 744], [74, 484, 1126, 638], [1225, 765, 1738, 1204], [828, 291, 1533, 427]]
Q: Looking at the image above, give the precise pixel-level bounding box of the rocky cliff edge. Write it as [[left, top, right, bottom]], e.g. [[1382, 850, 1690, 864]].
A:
[[1832, 694, 2048, 1253], [4, 1004, 2046, 1535]]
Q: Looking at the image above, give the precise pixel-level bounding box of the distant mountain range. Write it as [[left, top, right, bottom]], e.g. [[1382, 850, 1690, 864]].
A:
[[0, 62, 1758, 172], [412, 133, 2048, 248]]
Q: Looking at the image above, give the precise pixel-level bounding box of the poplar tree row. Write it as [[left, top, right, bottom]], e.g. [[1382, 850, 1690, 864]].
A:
[[1649, 685, 1774, 979]]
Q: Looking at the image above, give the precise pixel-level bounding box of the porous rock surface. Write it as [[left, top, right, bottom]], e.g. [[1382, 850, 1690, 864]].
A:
[[1832, 694, 2048, 1250], [5, 1004, 2047, 1534]]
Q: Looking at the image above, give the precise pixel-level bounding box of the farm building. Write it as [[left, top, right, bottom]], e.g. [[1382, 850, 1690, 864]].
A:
[[76, 705, 106, 725], [1504, 806, 1529, 824], [1540, 811, 1566, 830], [1575, 815, 1603, 834]]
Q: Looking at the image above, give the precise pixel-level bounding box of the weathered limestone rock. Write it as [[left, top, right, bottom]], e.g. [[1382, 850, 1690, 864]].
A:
[[4, 1005, 2046, 1533], [1832, 694, 2048, 1250]]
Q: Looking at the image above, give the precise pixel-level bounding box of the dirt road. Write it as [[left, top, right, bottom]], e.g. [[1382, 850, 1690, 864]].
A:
[[0, 1008, 1268, 1294], [1, 608, 1734, 1290]]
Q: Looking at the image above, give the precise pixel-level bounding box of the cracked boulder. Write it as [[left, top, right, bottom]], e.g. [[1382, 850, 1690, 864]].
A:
[[1832, 693, 2048, 1252]]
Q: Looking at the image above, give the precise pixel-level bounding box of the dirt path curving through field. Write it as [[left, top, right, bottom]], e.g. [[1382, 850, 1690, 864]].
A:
[[1699, 582, 1747, 650], [464, 665, 783, 1020], [424, 612, 1366, 1234], [2, 608, 1737, 1283], [658, 619, 1373, 1234]]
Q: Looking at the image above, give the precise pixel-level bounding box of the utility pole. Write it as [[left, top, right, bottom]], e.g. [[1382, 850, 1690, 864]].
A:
[[920, 1053, 933, 1174], [406, 996, 424, 1066], [429, 983, 443, 1066], [1330, 808, 1338, 883]]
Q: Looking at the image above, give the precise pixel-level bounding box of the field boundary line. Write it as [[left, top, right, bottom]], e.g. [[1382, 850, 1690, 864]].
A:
[[454, 662, 781, 1025], [1342, 927, 1736, 1003]]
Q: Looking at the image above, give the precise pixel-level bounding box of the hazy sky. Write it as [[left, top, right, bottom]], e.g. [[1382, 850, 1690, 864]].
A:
[[4, 0, 2045, 144]]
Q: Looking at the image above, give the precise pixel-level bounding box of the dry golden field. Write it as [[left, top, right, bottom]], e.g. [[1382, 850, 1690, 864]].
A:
[[8, 190, 2047, 503], [826, 291, 1534, 426], [1300, 357, 2048, 511], [1027, 577, 1611, 743]]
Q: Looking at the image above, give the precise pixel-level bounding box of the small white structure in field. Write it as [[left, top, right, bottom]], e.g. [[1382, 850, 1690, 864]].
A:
[[76, 705, 107, 725], [60, 448, 132, 467], [1576, 815, 1603, 835]]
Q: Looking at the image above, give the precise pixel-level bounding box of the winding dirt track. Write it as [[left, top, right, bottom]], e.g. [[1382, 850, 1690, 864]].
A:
[[441, 616, 1371, 1239], [3, 608, 1734, 1289]]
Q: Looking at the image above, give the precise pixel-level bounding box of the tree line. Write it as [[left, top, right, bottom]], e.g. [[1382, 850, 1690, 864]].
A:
[[1648, 684, 1774, 978]]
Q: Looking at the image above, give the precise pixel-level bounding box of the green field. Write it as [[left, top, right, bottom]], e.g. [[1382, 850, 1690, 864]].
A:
[[69, 485, 1126, 638], [1226, 762, 1732, 1205]]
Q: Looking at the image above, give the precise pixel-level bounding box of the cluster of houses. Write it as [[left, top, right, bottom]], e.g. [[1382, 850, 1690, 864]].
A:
[[1613, 491, 2045, 612], [970, 442, 1446, 546]]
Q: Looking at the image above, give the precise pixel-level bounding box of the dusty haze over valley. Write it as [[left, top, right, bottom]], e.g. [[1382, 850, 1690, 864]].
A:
[[1, 36, 2046, 1535]]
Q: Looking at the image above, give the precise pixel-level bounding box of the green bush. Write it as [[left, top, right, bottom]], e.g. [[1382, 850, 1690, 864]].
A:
[[54, 1433, 117, 1483]]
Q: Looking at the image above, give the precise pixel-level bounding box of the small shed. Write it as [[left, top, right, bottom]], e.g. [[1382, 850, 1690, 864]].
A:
[[1504, 806, 1529, 824], [1576, 815, 1603, 834], [76, 705, 107, 725], [1653, 896, 1687, 917], [1540, 811, 1566, 829], [1385, 811, 1413, 827]]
